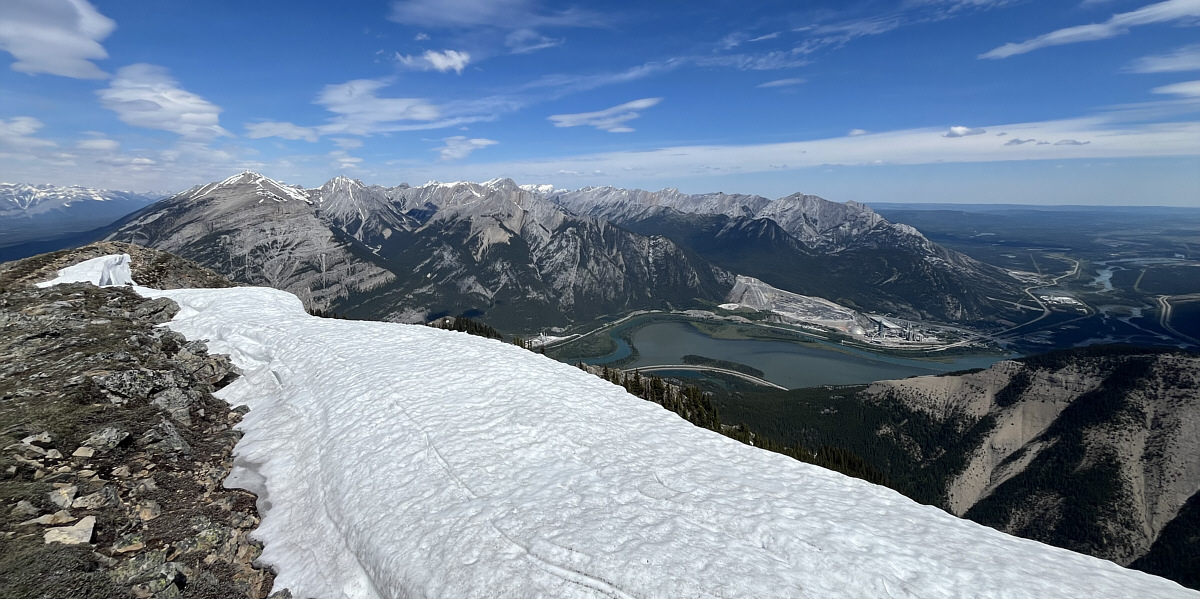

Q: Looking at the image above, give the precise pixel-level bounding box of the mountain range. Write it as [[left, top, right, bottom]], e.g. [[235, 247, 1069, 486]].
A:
[[11, 246, 1189, 598], [0, 183, 166, 248], [98, 172, 1024, 332]]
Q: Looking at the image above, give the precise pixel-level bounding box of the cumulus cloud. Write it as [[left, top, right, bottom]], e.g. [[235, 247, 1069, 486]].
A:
[[314, 79, 443, 135], [0, 0, 115, 79], [1126, 44, 1200, 73], [981, 0, 1200, 59], [758, 77, 807, 88], [1152, 79, 1200, 97], [435, 136, 498, 160], [76, 138, 119, 150], [0, 116, 55, 148], [548, 98, 662, 133], [245, 121, 319, 142], [97, 64, 230, 139], [397, 49, 471, 73], [944, 125, 987, 137]]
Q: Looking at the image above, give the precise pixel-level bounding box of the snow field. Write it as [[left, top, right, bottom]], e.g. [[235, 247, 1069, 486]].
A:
[[40, 255, 1198, 598]]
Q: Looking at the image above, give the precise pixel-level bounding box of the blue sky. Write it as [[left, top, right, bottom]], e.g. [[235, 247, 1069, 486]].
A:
[[1, 0, 1198, 205]]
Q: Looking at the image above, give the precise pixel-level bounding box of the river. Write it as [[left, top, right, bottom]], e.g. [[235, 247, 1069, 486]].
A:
[[582, 320, 1006, 389]]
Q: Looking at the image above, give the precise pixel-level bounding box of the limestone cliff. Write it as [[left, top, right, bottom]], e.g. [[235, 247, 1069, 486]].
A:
[[862, 347, 1200, 582]]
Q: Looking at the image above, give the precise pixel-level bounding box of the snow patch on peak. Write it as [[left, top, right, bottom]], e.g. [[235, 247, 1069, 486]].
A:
[[483, 177, 520, 191], [520, 183, 554, 194], [202, 171, 312, 204]]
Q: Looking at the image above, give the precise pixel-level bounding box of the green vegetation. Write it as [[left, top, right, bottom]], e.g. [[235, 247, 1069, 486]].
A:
[[1132, 492, 1200, 589], [710, 385, 997, 506], [428, 315, 505, 341], [681, 355, 765, 378], [963, 356, 1154, 558], [591, 366, 720, 432]]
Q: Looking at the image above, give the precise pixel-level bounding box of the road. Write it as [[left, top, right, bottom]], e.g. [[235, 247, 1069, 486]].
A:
[[627, 365, 789, 390], [1157, 294, 1200, 346]]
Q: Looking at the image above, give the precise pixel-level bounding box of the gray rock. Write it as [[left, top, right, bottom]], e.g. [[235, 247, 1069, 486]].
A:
[[48, 485, 77, 509], [10, 499, 39, 517], [131, 297, 180, 323], [72, 486, 121, 510], [21, 431, 53, 447], [43, 515, 95, 545], [140, 419, 191, 456], [85, 426, 130, 450], [151, 387, 192, 426]]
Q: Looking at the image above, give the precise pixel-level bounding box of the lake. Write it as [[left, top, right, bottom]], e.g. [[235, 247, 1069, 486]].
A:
[[587, 320, 1006, 389]]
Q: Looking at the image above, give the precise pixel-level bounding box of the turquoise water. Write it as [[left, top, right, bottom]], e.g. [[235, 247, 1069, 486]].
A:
[[587, 320, 1005, 389]]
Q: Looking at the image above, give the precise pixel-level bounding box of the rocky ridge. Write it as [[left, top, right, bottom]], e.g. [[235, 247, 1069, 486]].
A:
[[0, 245, 283, 598], [106, 173, 728, 331], [861, 347, 1200, 580]]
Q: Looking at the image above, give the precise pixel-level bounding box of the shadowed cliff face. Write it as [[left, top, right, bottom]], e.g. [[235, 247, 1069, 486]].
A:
[[863, 346, 1200, 582], [550, 186, 1026, 324]]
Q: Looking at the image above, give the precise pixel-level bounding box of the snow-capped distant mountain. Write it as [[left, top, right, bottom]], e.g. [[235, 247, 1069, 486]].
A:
[[36, 255, 1195, 598], [0, 183, 167, 246], [106, 173, 728, 330], [96, 170, 1029, 326]]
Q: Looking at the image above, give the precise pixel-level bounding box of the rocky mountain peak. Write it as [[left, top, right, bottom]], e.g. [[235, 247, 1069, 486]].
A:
[[180, 171, 311, 204]]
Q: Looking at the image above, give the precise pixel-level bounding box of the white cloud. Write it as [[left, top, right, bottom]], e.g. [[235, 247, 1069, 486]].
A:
[[505, 29, 563, 54], [428, 116, 1200, 184], [1152, 79, 1200, 97], [388, 0, 597, 30], [331, 138, 363, 150], [848, 129, 870, 136], [398, 49, 471, 73], [435, 136, 498, 160], [314, 79, 443, 135], [698, 52, 811, 71], [76, 138, 119, 150], [981, 0, 1200, 59], [97, 64, 230, 139], [0, 0, 114, 79], [548, 98, 662, 133], [749, 32, 781, 43], [944, 125, 987, 137], [245, 121, 319, 142], [525, 61, 680, 94], [758, 77, 807, 88], [0, 116, 55, 148], [415, 32, 430, 41], [329, 150, 363, 171], [1128, 44, 1200, 72]]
